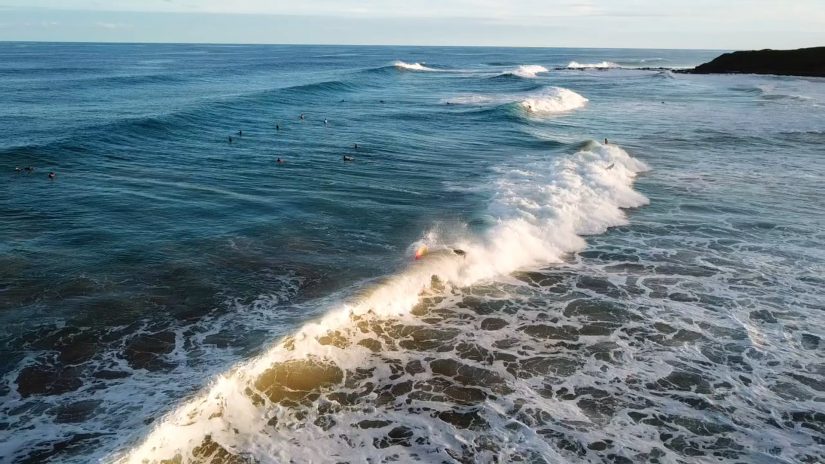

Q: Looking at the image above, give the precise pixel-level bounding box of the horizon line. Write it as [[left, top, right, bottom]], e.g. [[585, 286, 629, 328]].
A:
[[0, 40, 734, 52]]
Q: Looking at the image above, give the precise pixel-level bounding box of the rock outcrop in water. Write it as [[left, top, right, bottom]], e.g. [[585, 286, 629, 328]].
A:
[[686, 47, 825, 77]]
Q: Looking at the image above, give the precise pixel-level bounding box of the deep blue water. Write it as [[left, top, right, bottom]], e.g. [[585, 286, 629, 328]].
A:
[[1, 43, 824, 463]]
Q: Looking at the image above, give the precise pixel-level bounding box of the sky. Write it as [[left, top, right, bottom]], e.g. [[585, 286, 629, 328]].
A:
[[0, 0, 823, 49]]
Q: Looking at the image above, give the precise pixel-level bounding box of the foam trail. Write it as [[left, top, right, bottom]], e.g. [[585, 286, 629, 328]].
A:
[[116, 142, 648, 464], [567, 61, 618, 69], [393, 61, 436, 72]]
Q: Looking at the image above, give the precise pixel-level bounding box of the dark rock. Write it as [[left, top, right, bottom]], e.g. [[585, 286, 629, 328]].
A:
[[50, 400, 101, 423], [190, 435, 247, 463], [93, 369, 130, 380], [356, 419, 392, 429], [123, 331, 176, 370], [749, 309, 778, 324], [252, 358, 343, 405], [480, 318, 508, 330], [800, 333, 820, 350], [436, 409, 487, 429], [16, 363, 83, 397], [357, 338, 382, 352], [684, 47, 825, 77]]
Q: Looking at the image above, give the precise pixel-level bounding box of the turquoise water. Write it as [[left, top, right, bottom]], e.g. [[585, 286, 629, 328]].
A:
[[1, 43, 824, 463]]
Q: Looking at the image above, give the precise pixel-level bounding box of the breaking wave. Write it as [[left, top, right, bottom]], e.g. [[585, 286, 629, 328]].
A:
[[115, 142, 649, 463], [519, 87, 589, 114], [501, 64, 549, 78], [445, 86, 588, 116], [393, 61, 436, 72]]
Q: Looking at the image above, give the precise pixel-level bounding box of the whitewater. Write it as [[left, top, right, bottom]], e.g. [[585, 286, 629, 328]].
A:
[[2, 44, 824, 464], [119, 142, 649, 463]]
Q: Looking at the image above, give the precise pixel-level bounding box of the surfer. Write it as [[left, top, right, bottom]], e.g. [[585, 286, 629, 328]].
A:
[[453, 249, 467, 257], [276, 124, 280, 131], [276, 158, 284, 164], [606, 163, 615, 170], [354, 143, 359, 150], [343, 155, 354, 161], [228, 136, 233, 143], [324, 119, 328, 125], [48, 172, 56, 179], [238, 130, 243, 136], [300, 113, 305, 120], [604, 138, 609, 144], [24, 166, 33, 172]]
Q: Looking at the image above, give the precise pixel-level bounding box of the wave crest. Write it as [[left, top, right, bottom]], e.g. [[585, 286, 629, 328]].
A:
[[503, 64, 549, 78], [519, 87, 589, 114], [393, 61, 436, 72], [567, 61, 618, 69], [445, 87, 588, 116]]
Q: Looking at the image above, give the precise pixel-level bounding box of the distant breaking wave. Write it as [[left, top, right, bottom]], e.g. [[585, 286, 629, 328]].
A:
[[566, 61, 618, 69], [446, 86, 589, 116], [393, 61, 436, 72], [519, 87, 589, 114], [500, 64, 549, 78]]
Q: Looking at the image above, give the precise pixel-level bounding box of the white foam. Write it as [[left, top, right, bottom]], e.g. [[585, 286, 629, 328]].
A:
[[116, 142, 649, 463], [445, 86, 589, 115], [519, 87, 589, 114], [393, 61, 435, 72], [567, 60, 618, 69], [507, 64, 549, 78]]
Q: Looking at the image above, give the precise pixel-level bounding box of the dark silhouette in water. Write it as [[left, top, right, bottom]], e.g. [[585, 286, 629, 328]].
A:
[[228, 136, 233, 143], [354, 143, 359, 150], [300, 113, 305, 120], [24, 166, 33, 172], [453, 249, 467, 257], [276, 158, 284, 164], [343, 155, 354, 161], [48, 172, 56, 179], [604, 138, 609, 144], [276, 124, 280, 131]]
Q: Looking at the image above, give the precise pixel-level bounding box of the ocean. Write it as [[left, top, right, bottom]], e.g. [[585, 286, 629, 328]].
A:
[[1, 43, 823, 463]]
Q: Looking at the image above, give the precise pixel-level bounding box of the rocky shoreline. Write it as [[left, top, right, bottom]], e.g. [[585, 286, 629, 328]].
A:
[[681, 47, 825, 77]]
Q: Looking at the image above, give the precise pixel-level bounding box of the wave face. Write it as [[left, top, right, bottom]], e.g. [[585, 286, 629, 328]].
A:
[[119, 142, 649, 463], [393, 61, 436, 72], [567, 61, 618, 69]]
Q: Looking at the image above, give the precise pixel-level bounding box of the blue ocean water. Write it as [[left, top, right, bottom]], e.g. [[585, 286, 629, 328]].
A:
[[1, 43, 824, 463]]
